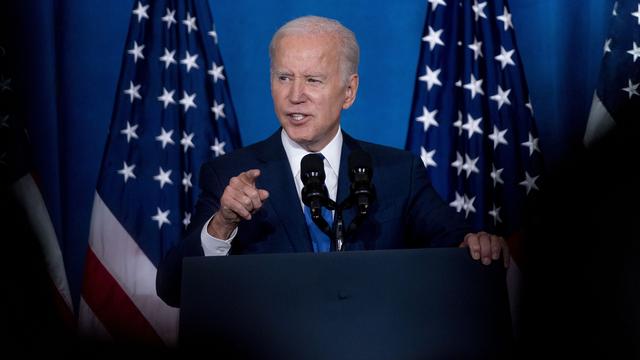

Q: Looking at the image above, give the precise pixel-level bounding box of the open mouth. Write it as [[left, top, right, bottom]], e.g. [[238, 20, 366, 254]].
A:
[[288, 113, 310, 123]]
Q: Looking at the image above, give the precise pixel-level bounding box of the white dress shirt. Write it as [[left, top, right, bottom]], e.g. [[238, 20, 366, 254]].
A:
[[200, 128, 343, 256]]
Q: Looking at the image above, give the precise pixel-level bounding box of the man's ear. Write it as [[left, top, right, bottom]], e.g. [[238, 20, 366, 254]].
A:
[[342, 74, 359, 109]]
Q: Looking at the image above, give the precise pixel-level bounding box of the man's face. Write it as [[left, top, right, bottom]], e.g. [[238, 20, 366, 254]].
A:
[[271, 33, 358, 152]]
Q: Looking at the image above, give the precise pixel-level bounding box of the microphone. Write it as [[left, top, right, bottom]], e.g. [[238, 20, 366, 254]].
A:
[[348, 149, 375, 215], [301, 153, 329, 220]]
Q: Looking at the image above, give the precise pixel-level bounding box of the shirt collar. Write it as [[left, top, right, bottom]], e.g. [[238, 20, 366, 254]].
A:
[[281, 127, 343, 178]]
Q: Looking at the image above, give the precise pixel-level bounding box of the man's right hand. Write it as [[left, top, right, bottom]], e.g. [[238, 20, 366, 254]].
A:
[[208, 169, 270, 239]]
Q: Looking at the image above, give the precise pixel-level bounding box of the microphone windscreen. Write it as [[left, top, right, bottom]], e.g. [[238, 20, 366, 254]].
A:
[[301, 153, 325, 184], [348, 149, 373, 178]]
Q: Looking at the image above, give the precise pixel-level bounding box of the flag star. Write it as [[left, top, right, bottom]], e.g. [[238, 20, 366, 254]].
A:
[[491, 164, 504, 186], [127, 41, 145, 63], [428, 0, 447, 11], [415, 106, 439, 132], [157, 87, 176, 108], [161, 8, 177, 29], [183, 212, 191, 228], [612, 1, 618, 16], [490, 85, 512, 109], [521, 133, 540, 156], [467, 37, 483, 60], [0, 76, 11, 92], [117, 161, 136, 183], [151, 207, 171, 229], [632, 4, 640, 25], [159, 48, 177, 69], [453, 111, 464, 135], [153, 167, 174, 189], [462, 195, 476, 218], [496, 6, 513, 31], [494, 46, 516, 69], [179, 91, 197, 112], [622, 79, 640, 98], [180, 51, 200, 72], [462, 114, 483, 139], [454, 79, 462, 87], [208, 62, 226, 83], [120, 121, 139, 142], [211, 100, 226, 120], [525, 97, 534, 115], [449, 192, 465, 212], [488, 126, 509, 149], [463, 74, 484, 99], [489, 204, 502, 225], [519, 171, 540, 194], [420, 147, 437, 169], [181, 131, 195, 152], [182, 172, 193, 192], [155, 127, 175, 148], [451, 152, 464, 175], [462, 154, 480, 178], [208, 26, 218, 43], [472, 1, 488, 21], [419, 65, 442, 90], [210, 137, 226, 157], [124, 81, 142, 103], [422, 26, 445, 50], [132, 1, 149, 22], [628, 42, 640, 62], [603, 38, 612, 54], [182, 12, 198, 33]]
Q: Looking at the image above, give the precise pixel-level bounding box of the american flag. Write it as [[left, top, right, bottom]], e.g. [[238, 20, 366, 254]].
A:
[[78, 0, 241, 345], [584, 0, 640, 147], [406, 0, 543, 245]]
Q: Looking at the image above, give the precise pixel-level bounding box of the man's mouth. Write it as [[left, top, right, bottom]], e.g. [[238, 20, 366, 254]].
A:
[[288, 113, 310, 122]]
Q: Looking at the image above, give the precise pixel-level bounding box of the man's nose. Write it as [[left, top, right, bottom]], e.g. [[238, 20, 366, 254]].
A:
[[288, 79, 307, 103]]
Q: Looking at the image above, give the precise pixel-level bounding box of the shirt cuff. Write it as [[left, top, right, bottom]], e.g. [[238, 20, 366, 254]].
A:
[[200, 215, 237, 256]]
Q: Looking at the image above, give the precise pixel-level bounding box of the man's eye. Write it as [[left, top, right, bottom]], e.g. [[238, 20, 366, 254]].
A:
[[308, 78, 321, 84], [278, 76, 291, 81]]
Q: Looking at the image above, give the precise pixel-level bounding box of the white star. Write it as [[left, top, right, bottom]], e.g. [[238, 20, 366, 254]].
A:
[[521, 133, 540, 156], [181, 131, 195, 152], [211, 100, 226, 120], [463, 74, 484, 99], [462, 114, 483, 139], [622, 79, 640, 99], [157, 87, 176, 108], [120, 121, 139, 142], [208, 26, 218, 43], [463, 195, 476, 218], [613, 1, 618, 16], [151, 207, 171, 229], [489, 204, 502, 225], [179, 91, 197, 112], [183, 12, 198, 33], [422, 26, 445, 50], [419, 65, 442, 90], [525, 97, 534, 115], [415, 106, 439, 132], [519, 171, 540, 195], [159, 48, 177, 69], [208, 62, 226, 83], [472, 1, 488, 21], [490, 85, 511, 109], [420, 147, 437, 169], [627, 42, 640, 62], [117, 161, 136, 183], [632, 4, 640, 24], [182, 172, 193, 192], [132, 1, 149, 23], [428, 0, 447, 11], [462, 154, 480, 178], [210, 137, 226, 157], [494, 46, 515, 69], [496, 6, 513, 31], [180, 51, 200, 72], [454, 79, 462, 87], [491, 164, 504, 186], [488, 126, 509, 149], [449, 192, 465, 212], [183, 212, 191, 228], [155, 127, 175, 148], [453, 111, 464, 136], [161, 8, 177, 29], [124, 81, 141, 103], [153, 167, 174, 189], [451, 152, 464, 175], [467, 37, 483, 60], [127, 41, 145, 63], [603, 38, 612, 54]]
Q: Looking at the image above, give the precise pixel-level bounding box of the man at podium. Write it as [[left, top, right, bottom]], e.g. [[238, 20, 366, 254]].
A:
[[156, 15, 509, 308]]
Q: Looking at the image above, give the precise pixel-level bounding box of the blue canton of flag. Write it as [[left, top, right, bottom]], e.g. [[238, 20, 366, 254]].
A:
[[406, 0, 543, 240], [584, 0, 640, 146], [79, 0, 241, 345]]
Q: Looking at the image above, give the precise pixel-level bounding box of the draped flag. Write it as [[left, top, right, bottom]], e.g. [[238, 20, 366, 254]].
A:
[[405, 0, 543, 331], [584, 1, 640, 147], [78, 0, 241, 345]]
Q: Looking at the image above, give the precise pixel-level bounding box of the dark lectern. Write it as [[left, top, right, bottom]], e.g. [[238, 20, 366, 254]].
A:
[[179, 248, 512, 359]]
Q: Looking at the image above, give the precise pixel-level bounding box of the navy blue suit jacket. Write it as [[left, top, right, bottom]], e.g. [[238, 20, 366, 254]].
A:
[[157, 130, 470, 306]]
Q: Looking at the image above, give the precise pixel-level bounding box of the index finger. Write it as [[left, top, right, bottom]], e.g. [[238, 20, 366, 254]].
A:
[[237, 169, 261, 186]]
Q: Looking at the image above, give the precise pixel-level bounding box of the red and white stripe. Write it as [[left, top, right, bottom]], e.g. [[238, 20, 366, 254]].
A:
[[78, 192, 179, 346]]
